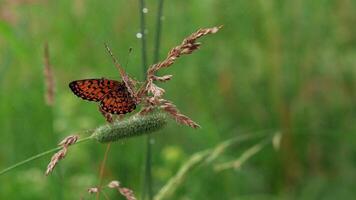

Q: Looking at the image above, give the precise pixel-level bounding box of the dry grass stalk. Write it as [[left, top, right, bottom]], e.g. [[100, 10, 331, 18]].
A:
[[136, 26, 222, 128], [88, 187, 99, 194], [43, 42, 55, 106], [118, 187, 136, 200], [45, 135, 79, 175], [145, 26, 222, 78], [107, 180, 137, 200], [107, 180, 120, 188], [159, 99, 200, 128], [104, 26, 221, 128], [87, 180, 136, 200], [87, 187, 110, 200]]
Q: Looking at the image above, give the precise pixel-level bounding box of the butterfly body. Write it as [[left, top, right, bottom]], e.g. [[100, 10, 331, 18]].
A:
[[69, 78, 136, 115]]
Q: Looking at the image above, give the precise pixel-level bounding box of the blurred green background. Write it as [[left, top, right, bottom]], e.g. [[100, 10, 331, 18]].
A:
[[0, 0, 355, 199]]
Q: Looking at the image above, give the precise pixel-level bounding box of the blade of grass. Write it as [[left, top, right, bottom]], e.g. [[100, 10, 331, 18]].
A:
[[213, 137, 272, 171], [153, 131, 272, 200], [96, 143, 112, 200], [0, 137, 92, 176], [137, 0, 150, 199], [153, 0, 164, 64], [140, 0, 165, 199]]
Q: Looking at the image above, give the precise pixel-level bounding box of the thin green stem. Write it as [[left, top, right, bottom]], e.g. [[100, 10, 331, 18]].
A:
[[141, 1, 165, 200], [144, 134, 153, 200], [0, 137, 92, 176], [138, 0, 150, 199], [153, 131, 275, 200], [139, 0, 148, 74], [96, 142, 112, 200], [153, 0, 164, 64], [44, 42, 64, 199]]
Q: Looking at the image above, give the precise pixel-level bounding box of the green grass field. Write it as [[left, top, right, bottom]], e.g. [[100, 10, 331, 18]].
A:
[[0, 0, 355, 199]]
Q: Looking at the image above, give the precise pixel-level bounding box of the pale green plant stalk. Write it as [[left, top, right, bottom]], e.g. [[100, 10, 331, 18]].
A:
[[140, 0, 165, 199], [0, 112, 168, 176], [153, 0, 164, 64], [95, 142, 112, 200], [214, 137, 272, 171], [43, 42, 64, 199], [154, 131, 279, 200], [137, 0, 150, 199], [0, 137, 92, 176]]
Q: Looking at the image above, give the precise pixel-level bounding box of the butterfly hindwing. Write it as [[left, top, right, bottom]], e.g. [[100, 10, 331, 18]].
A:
[[100, 89, 136, 115], [69, 79, 120, 102]]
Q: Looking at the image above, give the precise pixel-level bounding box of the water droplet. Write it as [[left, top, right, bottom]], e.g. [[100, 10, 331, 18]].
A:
[[136, 32, 143, 39], [160, 16, 165, 21], [150, 138, 155, 144], [142, 7, 148, 13]]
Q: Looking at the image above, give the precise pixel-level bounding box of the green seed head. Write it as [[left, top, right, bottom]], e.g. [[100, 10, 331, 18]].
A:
[[91, 112, 168, 143]]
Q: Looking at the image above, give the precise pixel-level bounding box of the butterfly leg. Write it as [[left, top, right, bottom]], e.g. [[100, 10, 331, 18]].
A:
[[99, 105, 113, 123], [110, 114, 125, 122], [139, 97, 156, 115]]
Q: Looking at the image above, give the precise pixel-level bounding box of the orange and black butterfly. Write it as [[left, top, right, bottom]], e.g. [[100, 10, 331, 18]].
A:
[[69, 78, 136, 115]]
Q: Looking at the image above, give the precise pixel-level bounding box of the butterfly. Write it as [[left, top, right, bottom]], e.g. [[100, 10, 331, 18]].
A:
[[69, 78, 137, 115]]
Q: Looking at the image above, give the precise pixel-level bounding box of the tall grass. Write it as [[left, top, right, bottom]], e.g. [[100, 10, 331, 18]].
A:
[[0, 0, 355, 199]]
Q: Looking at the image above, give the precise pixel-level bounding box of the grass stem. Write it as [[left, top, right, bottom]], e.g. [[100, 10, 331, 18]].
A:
[[141, 0, 165, 199], [153, 0, 164, 64], [96, 142, 112, 200], [0, 137, 92, 176], [139, 0, 148, 74], [138, 0, 150, 199]]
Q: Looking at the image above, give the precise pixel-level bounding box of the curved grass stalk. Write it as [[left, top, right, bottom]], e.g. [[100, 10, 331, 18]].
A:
[[96, 143, 112, 200], [139, 0, 165, 199], [213, 137, 271, 171], [137, 1, 149, 199], [154, 131, 277, 200], [0, 137, 92, 176], [0, 112, 168, 177]]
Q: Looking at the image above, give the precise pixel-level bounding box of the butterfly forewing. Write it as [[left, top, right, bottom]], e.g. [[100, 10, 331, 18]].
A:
[[69, 79, 120, 102], [69, 78, 137, 115]]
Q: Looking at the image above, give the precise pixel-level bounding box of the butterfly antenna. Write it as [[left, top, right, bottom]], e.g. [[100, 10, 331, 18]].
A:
[[104, 43, 124, 72], [125, 47, 133, 68], [104, 43, 136, 96]]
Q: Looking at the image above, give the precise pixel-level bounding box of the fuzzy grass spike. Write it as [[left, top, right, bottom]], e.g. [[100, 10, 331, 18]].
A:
[[92, 112, 168, 143]]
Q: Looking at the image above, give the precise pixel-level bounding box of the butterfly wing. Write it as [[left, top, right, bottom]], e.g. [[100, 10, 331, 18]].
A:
[[100, 86, 137, 115], [69, 79, 120, 102]]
